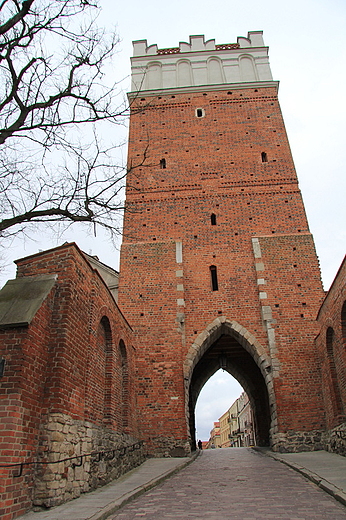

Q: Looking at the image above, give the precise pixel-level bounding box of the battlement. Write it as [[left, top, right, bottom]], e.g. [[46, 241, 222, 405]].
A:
[[130, 32, 274, 94]]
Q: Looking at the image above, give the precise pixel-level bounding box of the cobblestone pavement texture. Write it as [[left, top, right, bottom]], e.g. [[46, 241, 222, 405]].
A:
[[110, 448, 346, 520]]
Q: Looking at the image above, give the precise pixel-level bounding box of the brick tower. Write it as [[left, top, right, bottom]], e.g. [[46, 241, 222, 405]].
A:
[[118, 32, 326, 455]]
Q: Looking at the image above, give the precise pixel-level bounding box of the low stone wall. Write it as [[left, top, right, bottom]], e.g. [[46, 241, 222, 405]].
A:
[[148, 436, 191, 458], [323, 422, 346, 457], [271, 430, 324, 453], [33, 413, 146, 509]]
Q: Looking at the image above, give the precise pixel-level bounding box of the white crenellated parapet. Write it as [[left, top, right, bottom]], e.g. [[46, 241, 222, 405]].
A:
[[130, 32, 274, 93]]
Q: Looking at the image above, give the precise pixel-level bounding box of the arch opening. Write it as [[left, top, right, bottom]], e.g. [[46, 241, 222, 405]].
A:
[[186, 320, 273, 452], [195, 370, 243, 445]]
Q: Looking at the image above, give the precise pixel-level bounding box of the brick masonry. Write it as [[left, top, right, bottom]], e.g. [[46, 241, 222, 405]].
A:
[[118, 84, 326, 455], [316, 256, 346, 455], [0, 244, 144, 520]]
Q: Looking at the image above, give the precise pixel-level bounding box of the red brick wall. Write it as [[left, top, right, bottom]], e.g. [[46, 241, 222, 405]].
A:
[[13, 244, 137, 430], [0, 293, 53, 520], [118, 86, 325, 452], [316, 257, 346, 429], [257, 233, 325, 432], [0, 244, 138, 519]]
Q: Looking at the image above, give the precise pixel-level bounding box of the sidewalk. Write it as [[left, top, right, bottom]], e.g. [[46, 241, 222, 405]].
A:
[[19, 454, 198, 520], [260, 448, 346, 507], [18, 449, 346, 520]]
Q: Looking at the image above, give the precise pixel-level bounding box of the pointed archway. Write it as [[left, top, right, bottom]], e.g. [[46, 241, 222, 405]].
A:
[[183, 317, 277, 450]]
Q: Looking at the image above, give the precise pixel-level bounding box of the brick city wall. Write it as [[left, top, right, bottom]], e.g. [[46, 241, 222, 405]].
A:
[[0, 288, 55, 519], [316, 256, 346, 455], [0, 244, 145, 520], [118, 86, 326, 454]]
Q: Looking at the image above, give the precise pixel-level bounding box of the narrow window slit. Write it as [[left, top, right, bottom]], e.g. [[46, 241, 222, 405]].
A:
[[210, 265, 219, 291], [196, 108, 205, 118]]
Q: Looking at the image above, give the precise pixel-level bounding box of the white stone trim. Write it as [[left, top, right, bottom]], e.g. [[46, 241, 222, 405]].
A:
[[128, 80, 279, 100], [176, 241, 183, 264], [130, 32, 274, 93]]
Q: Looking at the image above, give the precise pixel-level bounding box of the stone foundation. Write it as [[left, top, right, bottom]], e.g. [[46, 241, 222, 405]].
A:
[[148, 436, 191, 458], [323, 422, 346, 457], [33, 413, 146, 509], [271, 430, 324, 453]]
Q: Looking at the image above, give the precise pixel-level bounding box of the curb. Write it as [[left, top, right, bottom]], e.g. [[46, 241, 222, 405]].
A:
[[255, 448, 346, 508], [89, 450, 200, 520]]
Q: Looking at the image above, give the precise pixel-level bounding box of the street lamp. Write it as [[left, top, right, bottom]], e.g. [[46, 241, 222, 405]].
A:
[[218, 352, 227, 370]]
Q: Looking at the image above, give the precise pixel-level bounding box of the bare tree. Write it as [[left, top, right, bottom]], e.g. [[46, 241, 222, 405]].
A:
[[0, 0, 133, 244]]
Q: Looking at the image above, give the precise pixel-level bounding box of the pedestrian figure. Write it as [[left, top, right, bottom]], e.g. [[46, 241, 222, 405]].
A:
[[198, 439, 202, 450]]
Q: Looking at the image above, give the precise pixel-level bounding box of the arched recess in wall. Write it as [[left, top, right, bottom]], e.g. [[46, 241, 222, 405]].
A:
[[342, 301, 346, 343], [177, 60, 193, 87], [239, 55, 258, 82], [207, 57, 225, 84], [146, 62, 162, 90], [89, 316, 112, 424], [326, 326, 344, 423], [184, 318, 275, 451], [119, 339, 129, 431], [101, 316, 113, 423]]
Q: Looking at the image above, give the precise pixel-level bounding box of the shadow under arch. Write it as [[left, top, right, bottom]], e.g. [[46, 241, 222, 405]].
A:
[[184, 317, 277, 450]]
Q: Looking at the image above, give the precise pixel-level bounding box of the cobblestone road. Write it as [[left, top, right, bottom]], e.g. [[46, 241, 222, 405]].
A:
[[110, 448, 346, 519]]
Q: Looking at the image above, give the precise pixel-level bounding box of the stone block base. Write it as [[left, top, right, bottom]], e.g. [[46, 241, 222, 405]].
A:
[[271, 430, 324, 453], [33, 413, 146, 509], [147, 436, 191, 458], [323, 422, 346, 457]]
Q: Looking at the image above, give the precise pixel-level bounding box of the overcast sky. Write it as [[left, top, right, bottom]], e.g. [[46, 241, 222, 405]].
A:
[[2, 0, 345, 441]]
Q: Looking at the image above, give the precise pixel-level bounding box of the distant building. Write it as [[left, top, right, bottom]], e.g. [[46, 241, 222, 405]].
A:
[[238, 392, 255, 446], [219, 409, 231, 448], [229, 399, 241, 447], [84, 252, 119, 301], [207, 421, 221, 448], [211, 392, 255, 448]]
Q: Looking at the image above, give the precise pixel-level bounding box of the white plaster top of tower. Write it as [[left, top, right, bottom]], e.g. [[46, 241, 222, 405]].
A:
[[130, 32, 275, 95]]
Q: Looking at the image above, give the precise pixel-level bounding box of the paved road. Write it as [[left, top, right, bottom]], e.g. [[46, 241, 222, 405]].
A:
[[110, 448, 346, 520]]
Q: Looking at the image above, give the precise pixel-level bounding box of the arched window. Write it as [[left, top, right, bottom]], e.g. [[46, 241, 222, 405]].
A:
[[160, 158, 166, 169], [326, 326, 344, 422], [210, 265, 219, 291], [146, 62, 162, 89], [326, 326, 334, 355], [119, 340, 129, 431], [177, 60, 193, 87], [211, 213, 217, 226], [87, 316, 112, 424], [101, 317, 113, 423], [341, 301, 346, 343], [239, 55, 257, 81], [261, 152, 268, 163], [207, 57, 224, 84]]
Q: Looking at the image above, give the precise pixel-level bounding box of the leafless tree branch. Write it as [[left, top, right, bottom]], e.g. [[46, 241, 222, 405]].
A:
[[0, 0, 144, 247]]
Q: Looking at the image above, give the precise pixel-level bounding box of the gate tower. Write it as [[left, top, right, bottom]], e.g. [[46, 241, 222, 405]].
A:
[[118, 32, 326, 455]]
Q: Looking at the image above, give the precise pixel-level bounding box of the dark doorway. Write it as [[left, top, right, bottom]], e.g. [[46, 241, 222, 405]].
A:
[[189, 333, 271, 451]]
